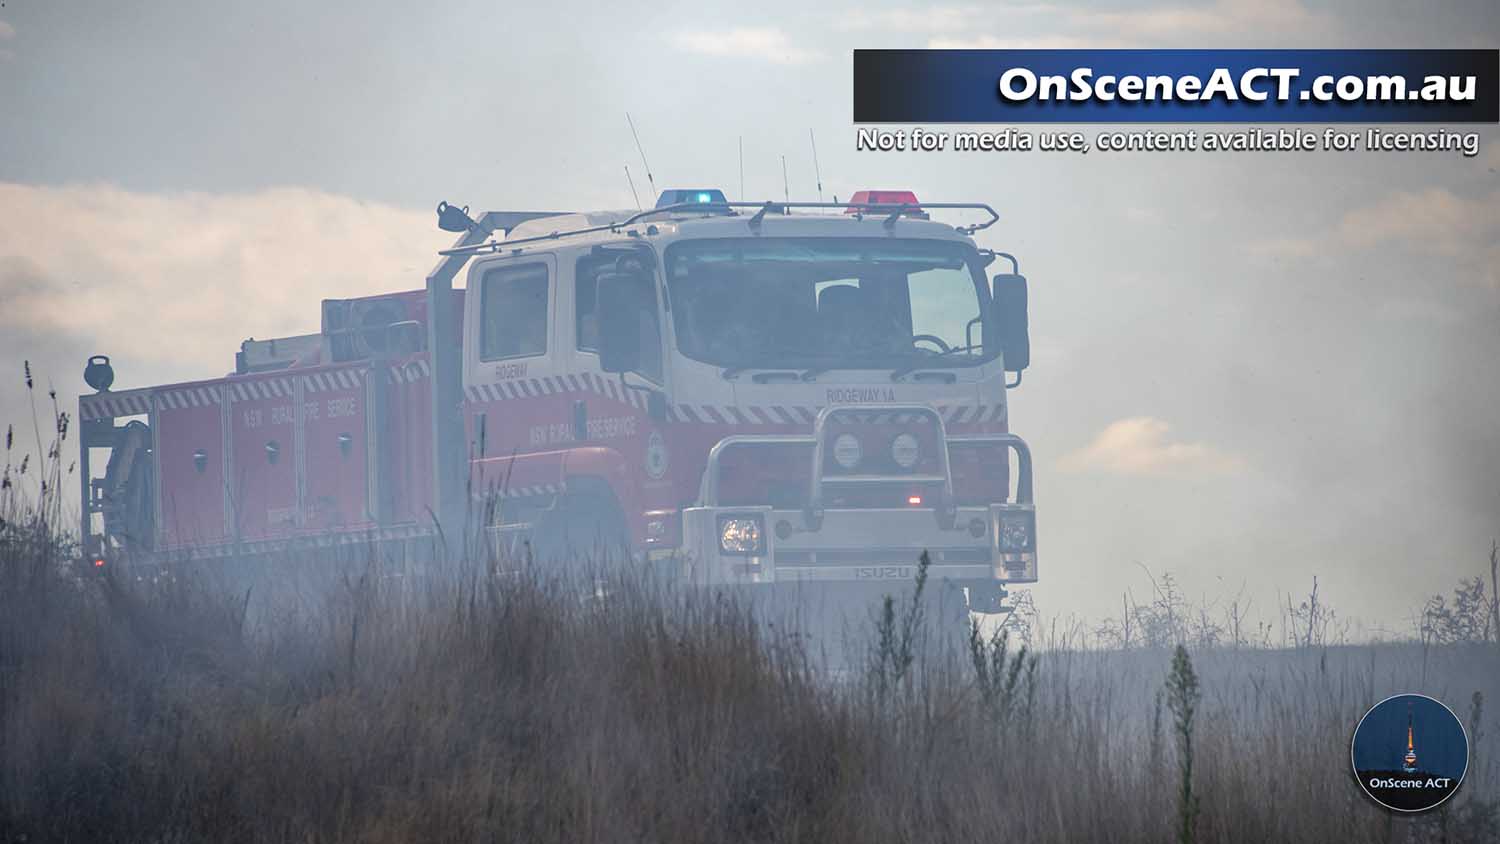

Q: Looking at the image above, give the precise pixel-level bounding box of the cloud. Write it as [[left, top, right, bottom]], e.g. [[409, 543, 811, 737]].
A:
[[0, 182, 451, 427], [1337, 188, 1500, 288], [670, 27, 819, 65], [840, 6, 1055, 33], [921, 0, 1335, 50], [1059, 417, 1245, 476], [1067, 0, 1329, 40], [1254, 187, 1500, 288], [1336, 188, 1499, 256], [928, 34, 1127, 50], [1248, 234, 1320, 260]]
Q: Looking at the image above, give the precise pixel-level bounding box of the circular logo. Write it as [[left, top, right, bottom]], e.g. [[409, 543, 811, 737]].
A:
[[1351, 693, 1468, 813], [644, 431, 669, 479]]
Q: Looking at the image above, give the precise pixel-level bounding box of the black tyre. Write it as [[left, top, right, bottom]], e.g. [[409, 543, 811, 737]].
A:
[[530, 492, 631, 571], [758, 579, 972, 672]]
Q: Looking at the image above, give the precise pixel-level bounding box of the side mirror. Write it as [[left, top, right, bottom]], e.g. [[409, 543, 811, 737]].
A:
[[597, 271, 644, 375], [990, 274, 1030, 372]]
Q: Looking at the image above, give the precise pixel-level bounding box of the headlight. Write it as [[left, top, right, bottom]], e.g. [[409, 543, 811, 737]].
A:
[[998, 511, 1034, 552], [890, 432, 920, 469], [718, 515, 765, 555], [832, 433, 862, 470]]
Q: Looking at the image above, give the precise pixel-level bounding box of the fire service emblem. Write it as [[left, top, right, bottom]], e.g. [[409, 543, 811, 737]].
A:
[[645, 431, 669, 479]]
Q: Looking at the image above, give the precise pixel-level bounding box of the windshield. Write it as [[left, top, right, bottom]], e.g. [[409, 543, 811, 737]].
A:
[[664, 238, 993, 371]]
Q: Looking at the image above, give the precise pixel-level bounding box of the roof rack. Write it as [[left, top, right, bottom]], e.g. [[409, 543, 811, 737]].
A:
[[438, 200, 1000, 258]]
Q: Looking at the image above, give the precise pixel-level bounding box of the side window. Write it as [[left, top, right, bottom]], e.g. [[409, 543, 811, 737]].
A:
[[909, 267, 978, 352], [575, 255, 604, 353], [629, 278, 664, 383], [576, 256, 663, 383], [480, 263, 549, 361]]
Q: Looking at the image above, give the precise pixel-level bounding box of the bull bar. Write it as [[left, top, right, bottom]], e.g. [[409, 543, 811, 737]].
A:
[[681, 405, 1036, 590]]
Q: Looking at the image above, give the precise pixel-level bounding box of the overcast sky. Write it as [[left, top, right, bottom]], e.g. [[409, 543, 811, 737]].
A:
[[2, 0, 1496, 634]]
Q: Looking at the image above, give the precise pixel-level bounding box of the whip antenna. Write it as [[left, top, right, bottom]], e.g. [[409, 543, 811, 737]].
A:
[[624, 165, 642, 211], [781, 155, 789, 203], [626, 112, 657, 197], [739, 136, 745, 201], [809, 129, 823, 203]]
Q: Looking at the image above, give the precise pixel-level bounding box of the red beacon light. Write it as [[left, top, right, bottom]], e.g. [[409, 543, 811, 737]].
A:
[[846, 190, 929, 219]]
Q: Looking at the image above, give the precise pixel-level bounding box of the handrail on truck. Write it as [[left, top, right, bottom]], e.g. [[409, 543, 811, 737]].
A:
[[438, 200, 1002, 258]]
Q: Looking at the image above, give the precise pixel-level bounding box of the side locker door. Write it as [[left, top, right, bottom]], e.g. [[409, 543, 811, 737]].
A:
[[463, 253, 563, 502], [227, 373, 300, 541], [299, 365, 372, 532], [152, 382, 229, 548]]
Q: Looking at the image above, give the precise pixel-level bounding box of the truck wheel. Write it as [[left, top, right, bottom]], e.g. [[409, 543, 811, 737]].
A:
[[530, 492, 631, 572], [927, 579, 975, 650], [762, 580, 972, 671]]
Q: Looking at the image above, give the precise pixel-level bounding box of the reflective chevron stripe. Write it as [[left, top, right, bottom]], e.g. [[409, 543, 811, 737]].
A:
[[304, 368, 365, 392], [79, 390, 153, 420], [462, 372, 1004, 427], [472, 482, 563, 500], [156, 386, 221, 410]]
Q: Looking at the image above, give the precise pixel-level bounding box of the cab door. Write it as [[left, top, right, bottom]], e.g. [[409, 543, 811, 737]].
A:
[[462, 253, 564, 498]]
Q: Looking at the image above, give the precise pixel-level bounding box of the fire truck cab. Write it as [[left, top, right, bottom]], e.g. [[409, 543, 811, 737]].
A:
[[78, 190, 1035, 616]]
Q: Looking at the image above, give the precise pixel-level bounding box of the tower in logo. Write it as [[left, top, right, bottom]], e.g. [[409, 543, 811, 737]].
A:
[[1352, 693, 1468, 813], [1402, 703, 1419, 773]]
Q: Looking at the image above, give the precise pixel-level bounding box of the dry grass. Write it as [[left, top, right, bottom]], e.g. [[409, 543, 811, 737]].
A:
[[3, 387, 1498, 842], [2, 517, 1498, 843]]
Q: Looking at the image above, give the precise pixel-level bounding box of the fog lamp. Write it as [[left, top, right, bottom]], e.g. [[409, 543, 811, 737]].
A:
[[832, 433, 862, 470], [890, 432, 919, 469], [718, 515, 765, 555]]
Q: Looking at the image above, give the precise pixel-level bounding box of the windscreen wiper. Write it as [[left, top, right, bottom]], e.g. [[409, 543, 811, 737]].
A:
[[721, 367, 806, 383], [752, 370, 805, 384]]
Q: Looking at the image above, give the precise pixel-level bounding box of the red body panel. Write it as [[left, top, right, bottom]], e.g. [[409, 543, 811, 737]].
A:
[[154, 384, 228, 548]]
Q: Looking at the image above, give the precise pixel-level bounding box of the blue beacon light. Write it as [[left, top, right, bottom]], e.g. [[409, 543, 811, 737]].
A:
[[656, 188, 728, 208]]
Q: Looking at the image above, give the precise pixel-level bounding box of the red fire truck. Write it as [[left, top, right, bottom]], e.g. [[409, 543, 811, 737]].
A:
[[78, 189, 1036, 616]]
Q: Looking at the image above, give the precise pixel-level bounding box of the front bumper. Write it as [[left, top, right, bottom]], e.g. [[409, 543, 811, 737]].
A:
[[678, 404, 1036, 588], [680, 502, 1037, 586]]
